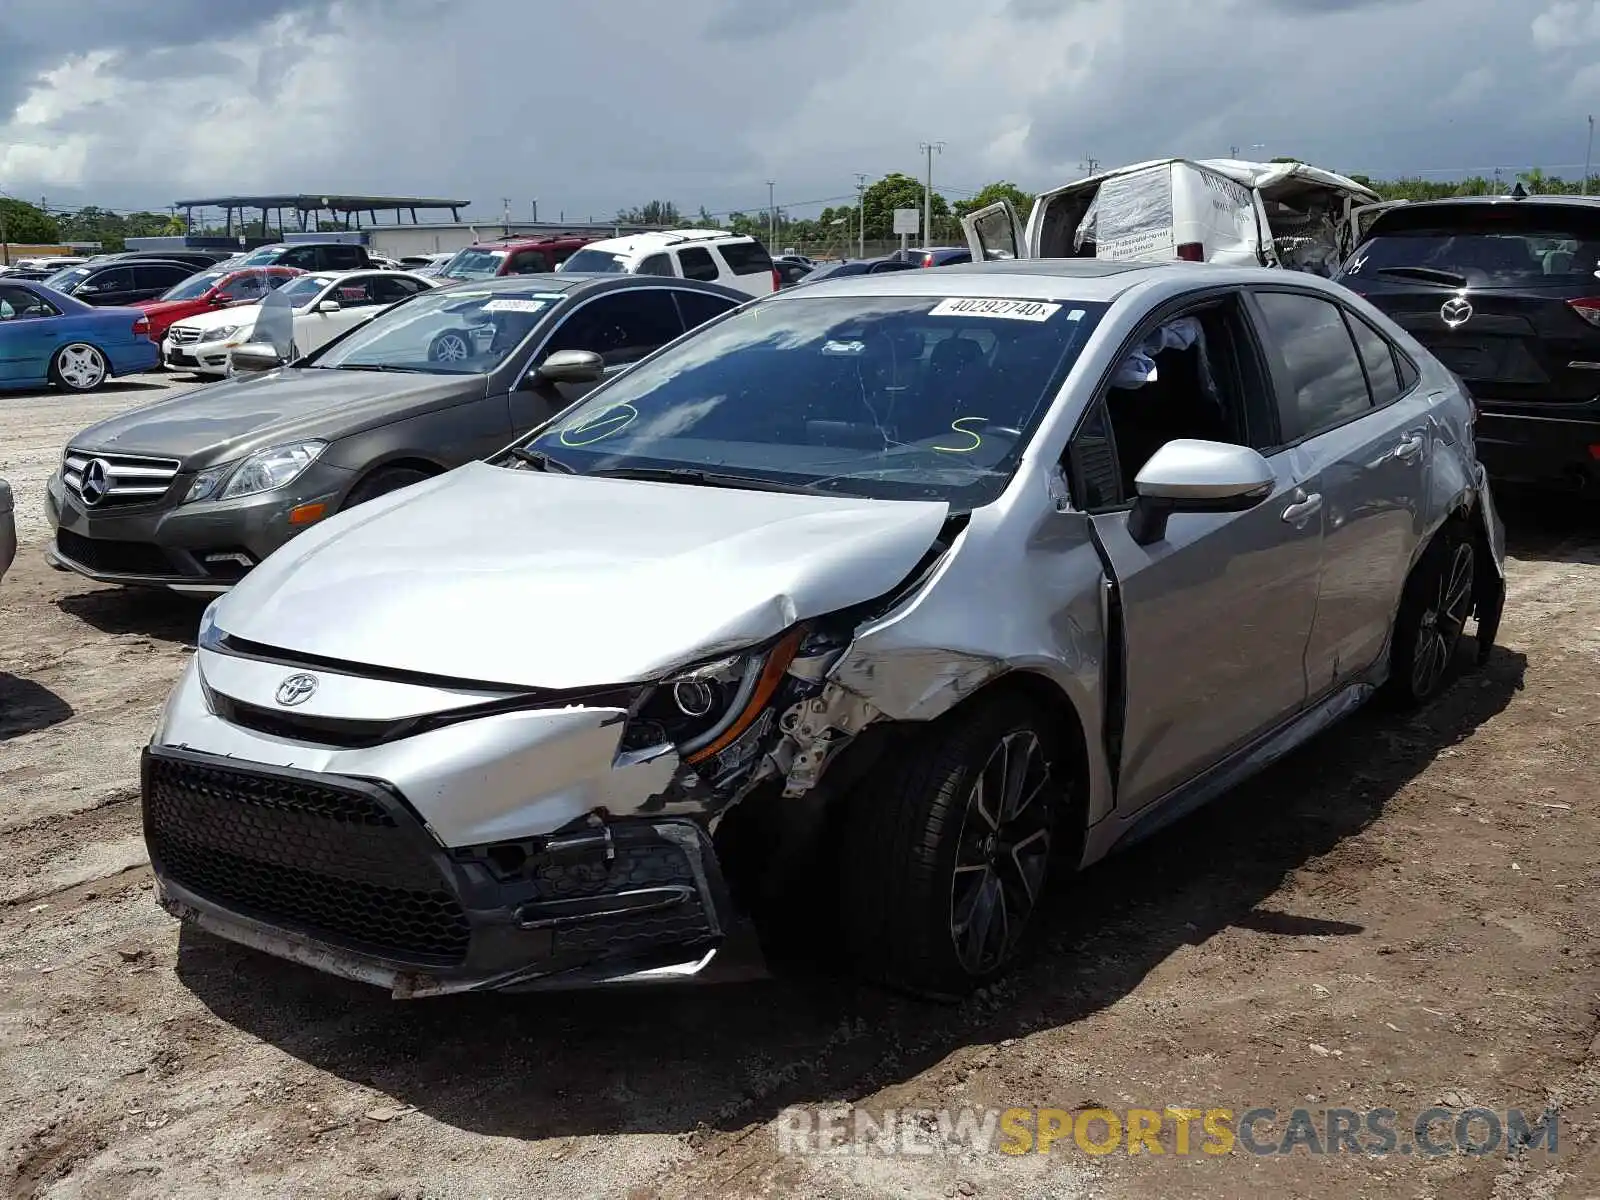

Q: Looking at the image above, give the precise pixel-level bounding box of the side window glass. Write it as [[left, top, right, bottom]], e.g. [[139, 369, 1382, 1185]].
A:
[[508, 251, 547, 275], [676, 247, 719, 282], [541, 291, 684, 367], [1344, 311, 1402, 406], [0, 287, 55, 317], [674, 290, 737, 331], [1396, 351, 1420, 392], [371, 277, 418, 303], [1254, 291, 1372, 440], [637, 253, 675, 277], [333, 278, 378, 307], [328, 246, 362, 269]]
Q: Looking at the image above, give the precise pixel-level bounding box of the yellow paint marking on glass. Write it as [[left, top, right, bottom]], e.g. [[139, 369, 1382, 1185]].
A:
[[554, 403, 638, 447], [932, 416, 987, 453]]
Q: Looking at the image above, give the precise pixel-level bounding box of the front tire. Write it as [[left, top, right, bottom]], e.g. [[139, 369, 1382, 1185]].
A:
[[1385, 520, 1476, 707], [840, 696, 1065, 997], [51, 343, 108, 392]]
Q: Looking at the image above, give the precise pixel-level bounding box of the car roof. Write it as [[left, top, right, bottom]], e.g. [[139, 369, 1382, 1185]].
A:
[[577, 228, 751, 256], [774, 258, 1302, 302], [464, 235, 596, 251], [429, 273, 745, 300], [1376, 193, 1600, 211]]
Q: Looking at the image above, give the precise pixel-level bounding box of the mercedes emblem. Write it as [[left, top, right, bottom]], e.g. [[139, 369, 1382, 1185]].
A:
[[79, 458, 112, 506], [274, 673, 318, 707], [1440, 297, 1473, 328]]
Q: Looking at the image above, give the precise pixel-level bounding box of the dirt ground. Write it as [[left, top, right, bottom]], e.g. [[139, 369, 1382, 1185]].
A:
[[3, 376, 1599, 1199]]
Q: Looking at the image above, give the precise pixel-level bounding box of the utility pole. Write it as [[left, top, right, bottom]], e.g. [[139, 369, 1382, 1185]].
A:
[[765, 180, 777, 246], [501, 197, 511, 235], [1079, 154, 1100, 175], [920, 141, 944, 247], [855, 172, 867, 259], [1586, 116, 1595, 196], [532, 198, 539, 224]]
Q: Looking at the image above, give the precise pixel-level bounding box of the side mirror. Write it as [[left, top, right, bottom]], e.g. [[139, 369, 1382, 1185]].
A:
[[1126, 439, 1275, 546], [229, 343, 286, 374], [534, 348, 605, 385], [316, 299, 342, 314]]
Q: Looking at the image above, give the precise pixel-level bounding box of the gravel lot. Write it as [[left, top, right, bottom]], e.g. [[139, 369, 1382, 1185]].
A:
[[3, 375, 1599, 1199]]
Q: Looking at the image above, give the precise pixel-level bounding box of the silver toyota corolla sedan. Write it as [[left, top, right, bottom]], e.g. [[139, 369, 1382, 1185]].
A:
[[143, 260, 1506, 999]]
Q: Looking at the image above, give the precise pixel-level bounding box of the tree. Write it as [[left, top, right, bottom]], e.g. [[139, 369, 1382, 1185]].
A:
[[860, 172, 949, 241], [615, 200, 681, 226], [953, 181, 1035, 220], [0, 198, 61, 244]]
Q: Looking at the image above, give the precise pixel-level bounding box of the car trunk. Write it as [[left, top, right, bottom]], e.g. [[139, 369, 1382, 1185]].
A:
[[1342, 202, 1600, 405]]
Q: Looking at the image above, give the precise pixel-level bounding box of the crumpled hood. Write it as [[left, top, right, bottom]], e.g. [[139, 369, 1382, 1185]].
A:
[[214, 461, 950, 689]]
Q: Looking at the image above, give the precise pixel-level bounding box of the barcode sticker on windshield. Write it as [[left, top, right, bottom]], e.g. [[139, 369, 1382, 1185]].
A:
[[929, 297, 1063, 322], [483, 298, 555, 313]]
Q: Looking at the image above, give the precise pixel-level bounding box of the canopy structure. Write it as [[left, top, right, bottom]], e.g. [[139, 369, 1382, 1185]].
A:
[[174, 194, 471, 237]]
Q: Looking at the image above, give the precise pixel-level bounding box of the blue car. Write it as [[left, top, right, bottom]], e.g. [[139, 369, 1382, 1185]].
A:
[[0, 279, 160, 392]]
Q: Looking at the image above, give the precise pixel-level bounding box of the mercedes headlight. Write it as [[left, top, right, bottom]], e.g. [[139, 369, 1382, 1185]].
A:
[[622, 628, 805, 765], [199, 324, 242, 343], [182, 440, 326, 504]]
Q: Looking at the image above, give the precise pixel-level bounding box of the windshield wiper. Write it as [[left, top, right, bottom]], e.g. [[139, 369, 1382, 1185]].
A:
[[1374, 266, 1469, 287], [509, 447, 578, 473], [328, 363, 425, 373], [586, 465, 821, 494]]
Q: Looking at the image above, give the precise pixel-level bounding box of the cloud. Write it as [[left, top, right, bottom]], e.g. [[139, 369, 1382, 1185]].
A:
[[0, 0, 1594, 225]]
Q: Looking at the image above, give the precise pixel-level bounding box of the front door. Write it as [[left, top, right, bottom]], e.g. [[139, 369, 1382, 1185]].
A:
[[1067, 292, 1323, 814]]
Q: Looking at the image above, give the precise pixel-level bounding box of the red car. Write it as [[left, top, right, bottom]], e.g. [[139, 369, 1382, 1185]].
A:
[[132, 266, 305, 343], [437, 235, 599, 281]]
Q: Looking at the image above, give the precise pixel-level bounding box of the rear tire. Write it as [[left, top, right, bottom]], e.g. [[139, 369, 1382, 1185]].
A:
[[341, 466, 433, 510], [839, 696, 1067, 998], [1384, 520, 1476, 708], [50, 343, 108, 392]]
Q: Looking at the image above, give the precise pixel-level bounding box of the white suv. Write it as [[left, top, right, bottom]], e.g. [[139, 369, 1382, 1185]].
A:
[[558, 229, 778, 297]]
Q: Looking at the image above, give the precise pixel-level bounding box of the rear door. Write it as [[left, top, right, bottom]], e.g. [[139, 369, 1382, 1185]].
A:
[[1338, 201, 1600, 407], [961, 200, 1027, 262], [75, 266, 136, 306], [1248, 288, 1431, 693], [133, 264, 193, 301]]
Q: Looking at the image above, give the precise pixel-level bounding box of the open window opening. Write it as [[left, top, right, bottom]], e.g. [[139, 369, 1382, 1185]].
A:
[[1069, 296, 1278, 508]]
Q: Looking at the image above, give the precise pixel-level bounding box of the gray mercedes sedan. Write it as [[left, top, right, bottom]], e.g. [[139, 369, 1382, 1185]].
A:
[[143, 260, 1506, 998], [45, 274, 746, 593]]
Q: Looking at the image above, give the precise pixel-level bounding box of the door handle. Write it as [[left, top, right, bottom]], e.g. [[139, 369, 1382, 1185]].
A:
[[1281, 493, 1323, 523], [1393, 433, 1425, 461]]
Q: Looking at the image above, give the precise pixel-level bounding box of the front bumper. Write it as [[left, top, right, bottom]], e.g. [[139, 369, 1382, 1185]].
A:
[[162, 334, 239, 376], [1473, 400, 1600, 490], [45, 463, 351, 593], [0, 482, 15, 583], [143, 744, 760, 997]]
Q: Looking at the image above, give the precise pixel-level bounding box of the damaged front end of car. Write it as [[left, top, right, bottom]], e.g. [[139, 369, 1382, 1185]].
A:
[[144, 514, 974, 998]]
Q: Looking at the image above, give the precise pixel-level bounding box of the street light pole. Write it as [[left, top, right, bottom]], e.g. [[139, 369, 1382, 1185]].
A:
[[1586, 116, 1595, 196], [766, 180, 777, 246], [920, 142, 944, 247], [855, 173, 867, 259]]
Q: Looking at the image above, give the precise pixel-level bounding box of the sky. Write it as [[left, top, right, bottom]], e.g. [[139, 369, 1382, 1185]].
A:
[[1, 0, 1598, 225]]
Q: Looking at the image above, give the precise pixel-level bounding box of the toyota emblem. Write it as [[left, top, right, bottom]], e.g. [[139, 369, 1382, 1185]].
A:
[[1440, 297, 1473, 328], [79, 458, 112, 506], [274, 673, 318, 707]]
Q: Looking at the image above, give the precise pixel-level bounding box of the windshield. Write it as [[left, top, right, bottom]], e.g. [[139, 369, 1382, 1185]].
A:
[[517, 294, 1106, 508], [44, 266, 92, 291], [441, 248, 508, 279], [1342, 208, 1600, 287], [239, 247, 286, 266], [560, 248, 629, 273], [160, 270, 227, 301], [307, 287, 562, 374], [270, 274, 334, 306]]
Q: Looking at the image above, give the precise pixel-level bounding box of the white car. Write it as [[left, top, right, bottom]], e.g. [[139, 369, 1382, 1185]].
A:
[[164, 269, 440, 375], [558, 229, 779, 298]]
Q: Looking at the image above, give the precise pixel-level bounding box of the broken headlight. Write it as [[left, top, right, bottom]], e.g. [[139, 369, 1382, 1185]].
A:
[[622, 628, 806, 765]]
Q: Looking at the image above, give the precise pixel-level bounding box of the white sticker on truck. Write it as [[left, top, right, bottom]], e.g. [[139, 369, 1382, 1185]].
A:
[[929, 297, 1062, 322]]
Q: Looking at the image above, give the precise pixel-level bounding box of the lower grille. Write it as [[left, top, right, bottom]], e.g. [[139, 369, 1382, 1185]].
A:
[[56, 529, 174, 576], [143, 753, 470, 965]]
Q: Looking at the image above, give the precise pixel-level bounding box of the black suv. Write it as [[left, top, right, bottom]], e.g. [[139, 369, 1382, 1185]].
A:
[[1338, 194, 1600, 491], [236, 242, 373, 271], [41, 258, 202, 305]]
